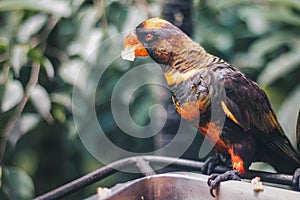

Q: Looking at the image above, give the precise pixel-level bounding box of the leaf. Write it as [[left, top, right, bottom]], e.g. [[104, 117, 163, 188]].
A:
[[238, 6, 270, 35], [82, 30, 103, 63], [53, 107, 66, 123], [17, 14, 48, 43], [30, 84, 53, 122], [67, 6, 104, 60], [76, 6, 103, 39], [70, 0, 86, 13], [0, 0, 72, 18], [10, 44, 29, 76], [1, 166, 34, 200], [278, 84, 300, 149], [250, 32, 294, 65], [50, 92, 72, 110], [268, 0, 300, 10], [258, 49, 300, 86], [9, 113, 41, 147], [263, 5, 300, 26], [59, 59, 88, 89], [210, 0, 300, 11], [0, 166, 2, 188], [208, 0, 253, 10], [43, 57, 54, 78], [235, 32, 299, 69], [17, 114, 40, 135], [1, 80, 24, 112]]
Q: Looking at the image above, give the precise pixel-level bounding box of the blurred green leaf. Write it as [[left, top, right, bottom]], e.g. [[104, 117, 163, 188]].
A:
[[208, 0, 254, 10], [265, 4, 300, 26], [278, 84, 300, 149], [76, 6, 104, 40], [30, 84, 53, 122], [59, 59, 88, 89], [269, 0, 300, 10], [67, 5, 104, 63], [248, 32, 295, 62], [249, 162, 277, 173], [10, 44, 29, 75], [0, 0, 72, 18], [1, 79, 24, 112], [1, 166, 34, 200], [27, 48, 43, 63], [210, 0, 300, 10], [70, 0, 86, 13], [53, 107, 66, 123], [68, 29, 103, 63], [258, 46, 300, 86], [16, 113, 40, 136], [43, 57, 54, 78], [238, 6, 270, 35], [9, 113, 41, 147], [51, 92, 72, 110], [17, 14, 48, 43]]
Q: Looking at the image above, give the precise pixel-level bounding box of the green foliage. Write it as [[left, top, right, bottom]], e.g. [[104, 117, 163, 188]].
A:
[[0, 166, 34, 200], [193, 0, 300, 143], [0, 0, 299, 199]]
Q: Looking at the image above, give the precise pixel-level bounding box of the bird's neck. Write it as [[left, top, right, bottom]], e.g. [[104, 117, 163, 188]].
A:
[[160, 42, 218, 73], [157, 41, 218, 87]]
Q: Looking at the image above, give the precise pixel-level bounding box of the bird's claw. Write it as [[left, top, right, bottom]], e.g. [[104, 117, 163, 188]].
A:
[[292, 168, 300, 190], [207, 170, 241, 197], [207, 174, 220, 197], [201, 155, 224, 175]]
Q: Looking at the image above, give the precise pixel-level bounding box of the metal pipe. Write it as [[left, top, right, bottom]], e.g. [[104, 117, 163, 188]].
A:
[[34, 157, 137, 200]]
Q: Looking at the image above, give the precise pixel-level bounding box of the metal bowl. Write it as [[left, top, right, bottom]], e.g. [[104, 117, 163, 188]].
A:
[[88, 172, 300, 200]]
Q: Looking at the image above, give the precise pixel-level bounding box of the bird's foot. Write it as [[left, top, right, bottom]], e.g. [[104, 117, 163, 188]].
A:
[[292, 168, 300, 190], [201, 155, 225, 175], [207, 170, 241, 197]]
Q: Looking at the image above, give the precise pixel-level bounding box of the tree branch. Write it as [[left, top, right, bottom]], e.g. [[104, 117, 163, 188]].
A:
[[0, 62, 40, 163]]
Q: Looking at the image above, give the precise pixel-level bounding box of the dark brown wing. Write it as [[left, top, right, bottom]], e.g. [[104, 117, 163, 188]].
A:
[[210, 63, 300, 166]]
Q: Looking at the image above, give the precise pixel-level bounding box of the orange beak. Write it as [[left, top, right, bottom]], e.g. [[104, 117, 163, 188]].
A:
[[121, 32, 149, 61]]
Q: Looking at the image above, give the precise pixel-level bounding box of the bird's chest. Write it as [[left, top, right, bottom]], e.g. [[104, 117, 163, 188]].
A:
[[171, 94, 200, 126], [170, 79, 209, 126], [171, 87, 229, 154]]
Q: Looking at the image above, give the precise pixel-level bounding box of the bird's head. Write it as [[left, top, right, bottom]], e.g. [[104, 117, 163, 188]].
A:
[[122, 18, 192, 64]]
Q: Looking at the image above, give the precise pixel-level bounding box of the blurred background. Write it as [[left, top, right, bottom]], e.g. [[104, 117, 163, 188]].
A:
[[0, 0, 299, 199]]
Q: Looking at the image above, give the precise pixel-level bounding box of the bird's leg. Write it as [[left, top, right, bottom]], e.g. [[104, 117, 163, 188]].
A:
[[201, 154, 228, 175], [292, 168, 300, 190], [207, 170, 241, 197]]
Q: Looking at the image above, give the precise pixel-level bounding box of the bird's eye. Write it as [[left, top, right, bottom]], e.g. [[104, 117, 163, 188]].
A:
[[145, 33, 154, 41]]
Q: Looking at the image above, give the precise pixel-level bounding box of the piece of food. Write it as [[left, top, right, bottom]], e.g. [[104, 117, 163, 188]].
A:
[[97, 187, 112, 200], [251, 177, 264, 192], [122, 32, 149, 61]]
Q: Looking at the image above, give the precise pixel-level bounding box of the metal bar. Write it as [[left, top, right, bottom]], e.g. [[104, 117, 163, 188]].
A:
[[242, 170, 293, 186], [135, 157, 156, 176], [34, 155, 296, 200], [143, 156, 294, 185], [34, 157, 137, 200]]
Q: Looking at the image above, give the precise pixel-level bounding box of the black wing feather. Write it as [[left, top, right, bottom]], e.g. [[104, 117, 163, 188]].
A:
[[211, 63, 300, 165]]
